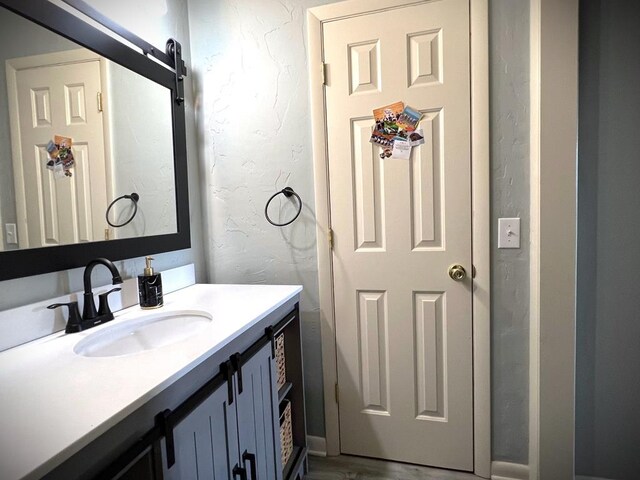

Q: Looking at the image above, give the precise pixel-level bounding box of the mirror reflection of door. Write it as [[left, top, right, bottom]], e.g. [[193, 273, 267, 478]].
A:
[[6, 49, 110, 249]]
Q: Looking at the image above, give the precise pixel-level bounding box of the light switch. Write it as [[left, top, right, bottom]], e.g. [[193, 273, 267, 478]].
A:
[[5, 223, 17, 245], [498, 218, 520, 249]]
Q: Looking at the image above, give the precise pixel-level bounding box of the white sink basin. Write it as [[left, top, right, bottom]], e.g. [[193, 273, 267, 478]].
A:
[[74, 310, 213, 358]]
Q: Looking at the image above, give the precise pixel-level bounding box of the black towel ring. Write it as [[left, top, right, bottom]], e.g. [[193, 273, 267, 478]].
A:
[[106, 192, 140, 228], [264, 187, 302, 227]]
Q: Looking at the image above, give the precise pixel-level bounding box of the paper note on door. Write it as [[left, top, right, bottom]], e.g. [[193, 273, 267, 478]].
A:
[[370, 102, 424, 158]]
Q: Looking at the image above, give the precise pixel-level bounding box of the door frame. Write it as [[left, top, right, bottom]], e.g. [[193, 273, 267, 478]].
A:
[[528, 0, 578, 478], [307, 1, 491, 477], [5, 48, 113, 248]]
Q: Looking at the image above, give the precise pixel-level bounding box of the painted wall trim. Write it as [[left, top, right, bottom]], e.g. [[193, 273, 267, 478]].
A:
[[528, 0, 541, 476], [307, 435, 327, 457], [307, 0, 491, 476], [491, 461, 529, 480], [529, 0, 579, 478], [470, 1, 491, 477]]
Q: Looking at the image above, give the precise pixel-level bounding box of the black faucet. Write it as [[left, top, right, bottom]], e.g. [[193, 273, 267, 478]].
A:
[[48, 258, 123, 333], [83, 258, 123, 323]]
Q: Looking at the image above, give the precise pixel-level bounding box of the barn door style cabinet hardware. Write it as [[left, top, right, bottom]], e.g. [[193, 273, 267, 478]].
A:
[[52, 305, 309, 480]]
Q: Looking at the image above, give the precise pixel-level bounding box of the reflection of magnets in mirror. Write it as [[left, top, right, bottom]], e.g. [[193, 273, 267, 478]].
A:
[[0, 5, 178, 250]]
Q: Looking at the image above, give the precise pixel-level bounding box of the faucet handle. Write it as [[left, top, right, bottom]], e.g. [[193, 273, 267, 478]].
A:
[[48, 301, 83, 334], [97, 287, 122, 321]]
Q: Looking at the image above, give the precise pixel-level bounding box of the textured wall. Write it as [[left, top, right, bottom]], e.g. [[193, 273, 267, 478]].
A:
[[0, 0, 205, 310], [577, 1, 640, 477], [489, 0, 530, 464], [187, 0, 336, 437], [107, 61, 177, 238], [188, 0, 532, 458]]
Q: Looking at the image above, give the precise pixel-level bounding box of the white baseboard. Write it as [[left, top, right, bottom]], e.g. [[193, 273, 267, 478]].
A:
[[307, 435, 327, 457], [491, 461, 529, 480]]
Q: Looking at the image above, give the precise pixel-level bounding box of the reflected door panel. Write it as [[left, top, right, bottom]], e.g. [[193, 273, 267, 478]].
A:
[[12, 54, 108, 248]]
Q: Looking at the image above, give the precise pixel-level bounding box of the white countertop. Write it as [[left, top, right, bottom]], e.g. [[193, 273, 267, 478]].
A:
[[0, 283, 302, 480]]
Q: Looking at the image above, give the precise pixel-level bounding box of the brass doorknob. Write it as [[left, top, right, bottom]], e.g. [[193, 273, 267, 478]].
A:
[[448, 264, 467, 281]]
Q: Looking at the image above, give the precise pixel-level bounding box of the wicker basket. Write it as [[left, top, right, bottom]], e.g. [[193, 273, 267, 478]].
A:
[[275, 333, 286, 389], [279, 400, 293, 466]]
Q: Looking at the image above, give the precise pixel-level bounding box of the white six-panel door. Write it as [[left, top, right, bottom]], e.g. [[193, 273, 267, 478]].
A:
[[7, 53, 108, 249], [323, 0, 473, 470]]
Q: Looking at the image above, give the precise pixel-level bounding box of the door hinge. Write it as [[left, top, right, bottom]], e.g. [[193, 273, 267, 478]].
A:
[[335, 382, 339, 404], [97, 92, 103, 112], [322, 62, 328, 86], [328, 228, 334, 250]]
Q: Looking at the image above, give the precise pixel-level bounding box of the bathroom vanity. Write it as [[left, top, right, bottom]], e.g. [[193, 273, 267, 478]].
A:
[[0, 284, 308, 480]]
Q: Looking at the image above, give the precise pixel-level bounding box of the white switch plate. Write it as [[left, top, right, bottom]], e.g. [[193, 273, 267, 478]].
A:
[[498, 218, 520, 249], [5, 223, 17, 245]]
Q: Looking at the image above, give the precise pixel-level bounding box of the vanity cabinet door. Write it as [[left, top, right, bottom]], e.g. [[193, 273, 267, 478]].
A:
[[235, 342, 283, 480], [162, 381, 239, 480]]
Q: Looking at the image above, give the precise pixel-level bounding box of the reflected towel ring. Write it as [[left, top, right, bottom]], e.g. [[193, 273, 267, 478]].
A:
[[264, 187, 302, 227], [106, 192, 140, 228]]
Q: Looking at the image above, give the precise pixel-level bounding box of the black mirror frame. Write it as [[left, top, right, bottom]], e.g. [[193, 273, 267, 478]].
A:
[[0, 0, 190, 281]]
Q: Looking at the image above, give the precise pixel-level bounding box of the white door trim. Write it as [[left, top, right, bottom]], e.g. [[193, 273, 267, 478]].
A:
[[5, 48, 113, 248], [307, 1, 491, 476], [528, 0, 578, 478]]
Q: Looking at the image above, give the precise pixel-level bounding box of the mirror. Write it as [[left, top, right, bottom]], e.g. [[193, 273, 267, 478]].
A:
[[0, 0, 189, 280]]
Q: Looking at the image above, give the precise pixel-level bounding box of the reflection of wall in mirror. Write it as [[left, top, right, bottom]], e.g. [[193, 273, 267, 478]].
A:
[[0, 7, 178, 249], [105, 61, 176, 240]]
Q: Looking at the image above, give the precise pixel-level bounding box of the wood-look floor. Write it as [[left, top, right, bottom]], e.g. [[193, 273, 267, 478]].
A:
[[305, 455, 482, 480]]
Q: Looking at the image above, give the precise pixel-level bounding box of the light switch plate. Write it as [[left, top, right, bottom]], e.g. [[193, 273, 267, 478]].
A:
[[498, 218, 520, 249], [5, 223, 17, 245]]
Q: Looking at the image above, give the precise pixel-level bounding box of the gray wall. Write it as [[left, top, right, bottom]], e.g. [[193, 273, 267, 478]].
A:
[[187, 0, 333, 437], [576, 2, 640, 478], [188, 0, 531, 462], [490, 0, 530, 464], [0, 0, 206, 309], [107, 61, 177, 238]]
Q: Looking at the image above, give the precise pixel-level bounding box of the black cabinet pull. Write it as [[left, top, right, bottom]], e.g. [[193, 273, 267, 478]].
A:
[[233, 464, 248, 480], [155, 409, 175, 469], [221, 360, 235, 405], [231, 352, 243, 395], [265, 326, 276, 357], [242, 450, 258, 480]]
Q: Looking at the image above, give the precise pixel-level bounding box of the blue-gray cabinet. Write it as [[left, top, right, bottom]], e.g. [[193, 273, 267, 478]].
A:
[[162, 342, 281, 480], [44, 304, 307, 480], [161, 372, 238, 479], [235, 342, 282, 480]]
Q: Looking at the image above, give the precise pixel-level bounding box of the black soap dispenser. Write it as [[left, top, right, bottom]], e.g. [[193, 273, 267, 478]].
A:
[[138, 256, 163, 309]]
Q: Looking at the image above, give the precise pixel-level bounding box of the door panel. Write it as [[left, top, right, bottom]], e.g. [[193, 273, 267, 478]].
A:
[[324, 0, 473, 470], [11, 58, 108, 248]]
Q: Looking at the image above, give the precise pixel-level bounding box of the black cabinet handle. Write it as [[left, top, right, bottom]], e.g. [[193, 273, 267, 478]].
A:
[[243, 450, 257, 480], [233, 464, 247, 480], [231, 352, 243, 395], [221, 360, 234, 405], [155, 409, 175, 469]]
